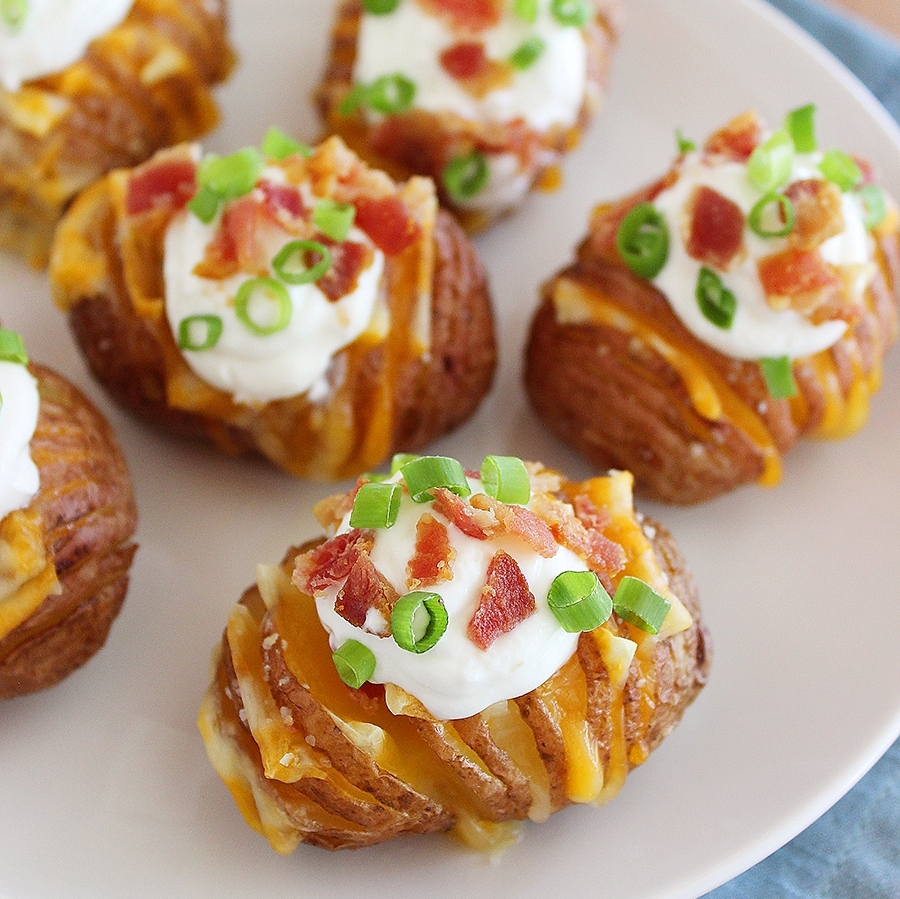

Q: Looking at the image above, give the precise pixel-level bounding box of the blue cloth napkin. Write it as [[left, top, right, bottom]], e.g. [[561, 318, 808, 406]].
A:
[[703, 2, 900, 896]]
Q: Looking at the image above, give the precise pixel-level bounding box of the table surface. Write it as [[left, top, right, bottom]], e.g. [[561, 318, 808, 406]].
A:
[[830, 0, 900, 36]]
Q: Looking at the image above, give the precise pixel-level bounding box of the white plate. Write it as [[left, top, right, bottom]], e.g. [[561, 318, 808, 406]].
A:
[[2, 0, 899, 897]]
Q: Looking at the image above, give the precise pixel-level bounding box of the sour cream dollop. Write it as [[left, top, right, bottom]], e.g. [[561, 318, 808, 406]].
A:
[[0, 0, 134, 92], [314, 474, 587, 721], [0, 360, 40, 520], [651, 153, 873, 361]]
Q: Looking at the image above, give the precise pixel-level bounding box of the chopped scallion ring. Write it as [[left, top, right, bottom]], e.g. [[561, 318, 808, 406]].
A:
[[197, 147, 264, 203], [785, 104, 817, 153], [676, 129, 696, 154], [187, 184, 223, 224], [748, 192, 796, 238], [350, 481, 402, 529], [390, 452, 420, 474], [400, 455, 471, 502], [366, 73, 416, 114], [513, 0, 538, 23], [313, 198, 356, 242], [0, 328, 28, 365], [857, 184, 888, 230], [616, 202, 669, 279], [234, 277, 292, 336], [332, 639, 376, 689], [272, 239, 332, 284], [551, 0, 590, 26], [819, 149, 863, 192], [548, 571, 613, 633], [480, 455, 531, 505], [509, 36, 545, 70], [1, 0, 27, 29], [760, 355, 797, 399], [338, 84, 369, 117], [747, 129, 794, 193], [391, 592, 449, 653], [696, 266, 737, 330], [362, 0, 400, 13], [442, 150, 489, 202], [261, 127, 311, 160], [178, 314, 223, 351], [612, 576, 670, 634]]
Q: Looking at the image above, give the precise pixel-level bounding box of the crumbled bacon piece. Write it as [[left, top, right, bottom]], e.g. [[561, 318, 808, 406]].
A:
[[703, 111, 762, 162], [467, 551, 536, 650], [468, 494, 558, 558], [685, 185, 745, 271], [430, 488, 494, 539], [193, 196, 268, 280], [315, 239, 373, 302], [441, 41, 489, 80], [784, 178, 844, 251], [757, 246, 842, 314], [335, 552, 398, 634], [293, 529, 374, 595], [420, 0, 502, 32], [258, 180, 306, 225], [407, 513, 455, 589], [353, 195, 420, 256], [126, 158, 197, 216]]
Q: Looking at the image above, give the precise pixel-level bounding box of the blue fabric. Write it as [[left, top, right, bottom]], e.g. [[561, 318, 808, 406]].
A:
[[703, 3, 900, 896]]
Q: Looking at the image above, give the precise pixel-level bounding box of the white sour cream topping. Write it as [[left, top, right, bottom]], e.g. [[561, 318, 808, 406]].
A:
[[354, 1, 587, 134], [315, 475, 586, 721], [652, 154, 873, 360], [0, 361, 40, 521], [163, 173, 385, 406], [0, 0, 133, 92]]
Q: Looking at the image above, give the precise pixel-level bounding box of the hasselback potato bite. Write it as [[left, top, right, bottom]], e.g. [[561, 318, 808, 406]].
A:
[[525, 106, 900, 504], [0, 0, 235, 266], [49, 132, 496, 481], [316, 0, 621, 231], [198, 453, 710, 852], [0, 328, 137, 698]]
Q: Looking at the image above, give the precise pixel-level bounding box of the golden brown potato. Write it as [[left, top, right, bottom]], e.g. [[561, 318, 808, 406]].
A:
[[316, 0, 621, 231], [525, 111, 900, 504], [198, 463, 710, 852], [49, 136, 497, 481], [0, 363, 138, 699], [0, 0, 235, 266]]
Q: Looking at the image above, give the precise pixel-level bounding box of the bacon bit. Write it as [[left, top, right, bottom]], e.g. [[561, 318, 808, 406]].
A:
[[430, 488, 493, 539], [685, 185, 745, 271], [315, 239, 373, 302], [469, 494, 558, 558], [758, 247, 842, 314], [126, 158, 197, 216], [407, 513, 456, 589], [421, 0, 502, 32], [334, 552, 398, 634], [353, 195, 420, 256], [293, 529, 374, 595], [258, 180, 306, 225], [703, 111, 762, 162], [193, 196, 268, 280], [572, 495, 627, 575], [784, 178, 844, 251], [440, 41, 489, 79], [467, 551, 536, 650]]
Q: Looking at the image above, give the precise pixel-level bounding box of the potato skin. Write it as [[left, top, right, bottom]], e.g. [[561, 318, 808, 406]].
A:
[[525, 226, 900, 505], [0, 365, 138, 698]]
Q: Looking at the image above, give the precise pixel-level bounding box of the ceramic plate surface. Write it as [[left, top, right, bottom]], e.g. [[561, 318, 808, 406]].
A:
[[2, 1, 900, 897]]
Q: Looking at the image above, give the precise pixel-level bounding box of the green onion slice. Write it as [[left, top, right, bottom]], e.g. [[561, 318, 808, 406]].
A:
[[197, 147, 264, 202], [338, 84, 369, 117], [676, 129, 696, 154], [390, 452, 420, 475], [0, 328, 28, 365], [748, 192, 796, 238], [616, 202, 669, 279], [760, 355, 797, 399], [1, 0, 27, 29], [234, 277, 292, 336], [442, 150, 489, 202], [857, 183, 888, 230], [350, 481, 402, 529], [819, 149, 863, 192], [187, 184, 223, 224], [366, 73, 416, 115], [696, 266, 737, 330], [400, 455, 471, 502], [551, 0, 590, 26], [362, 0, 400, 13], [480, 455, 531, 505], [748, 129, 794, 193], [391, 592, 449, 653], [313, 198, 356, 242], [513, 0, 538, 23], [785, 104, 817, 153], [332, 639, 377, 689], [178, 314, 223, 351], [613, 576, 670, 635], [261, 127, 311, 160], [272, 239, 332, 284], [548, 570, 613, 633], [510, 36, 545, 70]]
